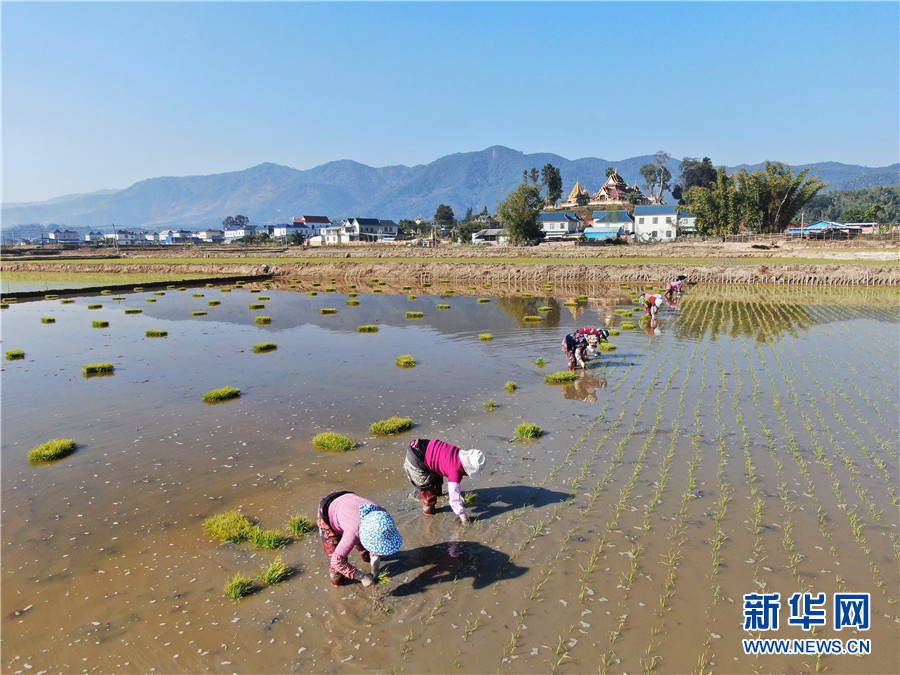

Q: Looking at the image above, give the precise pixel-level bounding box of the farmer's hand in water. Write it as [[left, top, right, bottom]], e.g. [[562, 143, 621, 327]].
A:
[[359, 573, 374, 588], [370, 555, 381, 578]]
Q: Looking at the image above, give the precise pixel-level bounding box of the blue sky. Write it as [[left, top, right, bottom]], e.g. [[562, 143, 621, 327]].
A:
[[2, 1, 898, 203]]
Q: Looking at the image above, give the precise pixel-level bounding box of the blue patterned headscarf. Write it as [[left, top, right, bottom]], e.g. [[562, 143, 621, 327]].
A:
[[358, 504, 402, 556]]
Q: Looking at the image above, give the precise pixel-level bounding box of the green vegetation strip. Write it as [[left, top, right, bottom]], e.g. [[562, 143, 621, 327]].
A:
[[28, 439, 77, 462], [312, 432, 356, 453], [371, 416, 413, 435], [203, 386, 241, 403], [83, 362, 114, 375]]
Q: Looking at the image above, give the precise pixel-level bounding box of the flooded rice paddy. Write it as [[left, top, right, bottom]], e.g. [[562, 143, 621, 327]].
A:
[[1, 278, 898, 674]]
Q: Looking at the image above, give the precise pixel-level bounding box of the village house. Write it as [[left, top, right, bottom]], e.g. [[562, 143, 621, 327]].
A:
[[223, 224, 257, 242], [195, 228, 224, 243], [104, 230, 145, 245], [84, 231, 106, 244], [272, 223, 310, 239], [537, 212, 583, 238], [48, 229, 80, 244], [471, 228, 509, 245], [633, 205, 679, 242], [292, 215, 331, 237]]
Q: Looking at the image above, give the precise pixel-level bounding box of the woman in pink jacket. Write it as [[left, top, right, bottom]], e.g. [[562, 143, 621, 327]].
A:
[[317, 491, 402, 586], [404, 439, 485, 522]]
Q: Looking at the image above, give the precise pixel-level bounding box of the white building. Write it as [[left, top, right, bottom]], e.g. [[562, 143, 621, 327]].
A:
[[537, 212, 583, 238], [632, 205, 677, 242], [48, 229, 81, 244]]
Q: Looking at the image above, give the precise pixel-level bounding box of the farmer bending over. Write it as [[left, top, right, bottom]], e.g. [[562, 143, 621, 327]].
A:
[[404, 439, 485, 522], [317, 491, 402, 586]]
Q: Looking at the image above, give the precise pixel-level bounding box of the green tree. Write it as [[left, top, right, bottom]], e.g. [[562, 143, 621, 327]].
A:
[[541, 163, 563, 205], [684, 167, 740, 236], [736, 162, 826, 233], [453, 221, 483, 244], [434, 204, 455, 231], [497, 178, 543, 245], [287, 231, 306, 246], [639, 151, 672, 203], [605, 166, 616, 178], [575, 191, 590, 207]]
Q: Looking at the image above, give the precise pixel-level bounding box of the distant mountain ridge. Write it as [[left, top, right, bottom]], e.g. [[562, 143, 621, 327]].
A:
[[3, 145, 897, 231]]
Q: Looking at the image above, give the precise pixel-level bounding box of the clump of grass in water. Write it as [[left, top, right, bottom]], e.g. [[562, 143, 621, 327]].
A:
[[477, 298, 491, 304], [41, 317, 56, 324], [523, 315, 542, 322], [203, 386, 241, 403], [563, 301, 578, 307], [406, 311, 424, 319], [154, 292, 165, 296], [401, 285, 412, 291], [348, 292, 358, 298], [28, 439, 76, 462], [192, 293, 204, 298], [408, 295, 417, 300], [6, 349, 25, 360], [371, 417, 413, 435], [545, 371, 577, 383], [467, 285, 476, 290], [133, 287, 144, 292], [100, 290, 112, 295], [192, 311, 207, 316], [146, 329, 167, 337], [599, 342, 617, 351], [257, 557, 290, 585], [479, 333, 493, 341], [45, 294, 60, 300], [537, 306, 552, 312], [346, 299, 360, 306], [483, 399, 497, 411], [515, 423, 544, 439], [313, 432, 356, 453], [208, 300, 220, 306], [396, 354, 416, 368], [146, 298, 156, 303], [83, 362, 114, 375], [167, 285, 176, 290], [422, 282, 432, 287], [224, 574, 253, 599], [61, 299, 75, 304], [289, 515, 316, 537], [609, 328, 620, 336], [320, 308, 337, 315], [0, 303, 8, 309], [615, 309, 633, 317], [205, 510, 255, 543], [308, 291, 318, 296], [621, 321, 637, 330], [535, 357, 547, 367], [505, 381, 518, 393], [358, 325, 378, 333], [92, 320, 109, 328], [257, 296, 270, 301], [577, 295, 588, 301], [251, 527, 286, 549], [437, 304, 451, 310], [112, 297, 125, 301], [255, 316, 272, 325], [253, 342, 277, 353], [87, 304, 102, 309], [249, 303, 265, 310], [220, 288, 232, 293]]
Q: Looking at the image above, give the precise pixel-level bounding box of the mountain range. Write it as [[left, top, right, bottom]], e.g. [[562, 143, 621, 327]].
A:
[[3, 145, 897, 232]]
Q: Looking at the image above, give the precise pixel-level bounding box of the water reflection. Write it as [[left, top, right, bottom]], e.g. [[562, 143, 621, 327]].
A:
[[560, 371, 607, 402]]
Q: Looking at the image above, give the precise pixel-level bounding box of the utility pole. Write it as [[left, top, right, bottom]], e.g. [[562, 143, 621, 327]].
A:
[[111, 224, 120, 255]]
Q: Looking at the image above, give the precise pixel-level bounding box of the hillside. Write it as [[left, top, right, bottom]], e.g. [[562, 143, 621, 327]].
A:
[[2, 146, 897, 231]]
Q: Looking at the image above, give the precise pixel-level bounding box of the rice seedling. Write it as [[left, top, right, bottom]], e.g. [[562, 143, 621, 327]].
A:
[[253, 342, 277, 353], [28, 439, 77, 462], [358, 325, 378, 332], [348, 284, 356, 289], [462, 492, 478, 506], [154, 292, 166, 296], [621, 321, 637, 330], [204, 510, 255, 543], [202, 386, 241, 403], [87, 304, 102, 309], [523, 315, 542, 322], [40, 317, 56, 324], [374, 570, 391, 585], [598, 342, 617, 351], [482, 399, 498, 411], [505, 381, 518, 393], [545, 371, 577, 383], [257, 296, 270, 300], [248, 303, 265, 310], [145, 329, 167, 337], [477, 298, 491, 304], [124, 308, 142, 314], [60, 299, 75, 304], [208, 300, 220, 306], [467, 285, 476, 290], [320, 308, 337, 315], [100, 289, 112, 295], [251, 527, 286, 549], [614, 309, 633, 316], [515, 423, 544, 439], [312, 432, 356, 453], [92, 320, 109, 328], [371, 417, 413, 435], [255, 556, 290, 585], [191, 311, 207, 316], [224, 574, 253, 599], [563, 301, 578, 307], [347, 292, 358, 298], [6, 349, 25, 360], [346, 299, 360, 306], [522, 293, 532, 298], [577, 295, 588, 301], [479, 333, 493, 341], [437, 304, 451, 310], [444, 289, 456, 295], [407, 294, 417, 300], [133, 287, 144, 292], [82, 362, 114, 375], [220, 288, 232, 293], [288, 514, 316, 536], [609, 328, 620, 336], [44, 294, 60, 300], [4, 298, 17, 303], [537, 306, 552, 312], [535, 357, 547, 366], [307, 291, 317, 296], [1, 303, 10, 308], [192, 293, 204, 298], [422, 282, 431, 287], [111, 296, 125, 301], [396, 354, 416, 367], [166, 285, 176, 290], [406, 311, 424, 319], [146, 298, 156, 303], [401, 285, 412, 291], [373, 289, 383, 293]]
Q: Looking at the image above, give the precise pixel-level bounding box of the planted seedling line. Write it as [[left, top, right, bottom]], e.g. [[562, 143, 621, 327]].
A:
[[507, 344, 688, 670], [774, 339, 900, 590]]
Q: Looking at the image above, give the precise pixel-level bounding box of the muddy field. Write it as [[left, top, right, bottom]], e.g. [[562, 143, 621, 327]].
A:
[[1, 276, 897, 674]]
